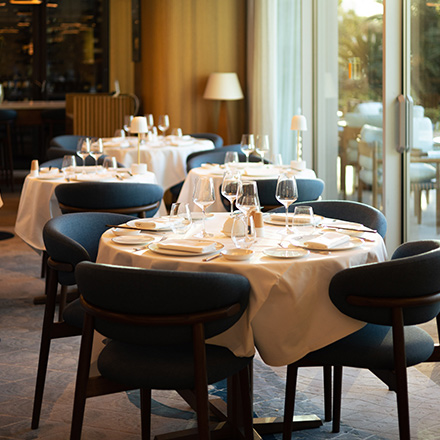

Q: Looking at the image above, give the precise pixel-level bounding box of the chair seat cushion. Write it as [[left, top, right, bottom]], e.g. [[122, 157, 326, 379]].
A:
[[98, 340, 253, 389], [62, 298, 84, 329], [300, 323, 434, 369]]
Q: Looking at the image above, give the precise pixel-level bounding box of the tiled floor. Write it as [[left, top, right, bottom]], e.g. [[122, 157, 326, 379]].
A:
[[2, 183, 440, 439]]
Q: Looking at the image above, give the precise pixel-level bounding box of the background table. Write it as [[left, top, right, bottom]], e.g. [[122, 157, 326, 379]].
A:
[[15, 171, 164, 252], [96, 212, 387, 367], [177, 164, 317, 212], [101, 136, 214, 191]]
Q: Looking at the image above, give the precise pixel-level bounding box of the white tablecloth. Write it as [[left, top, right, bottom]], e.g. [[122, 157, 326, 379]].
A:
[[177, 164, 317, 212], [15, 171, 164, 252], [96, 212, 388, 366], [101, 136, 214, 191]]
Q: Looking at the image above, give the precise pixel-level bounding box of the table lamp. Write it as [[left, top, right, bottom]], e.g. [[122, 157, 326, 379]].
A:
[[203, 72, 244, 145], [291, 115, 308, 169], [130, 116, 148, 174]]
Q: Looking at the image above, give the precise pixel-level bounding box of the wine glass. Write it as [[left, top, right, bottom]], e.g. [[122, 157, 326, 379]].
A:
[[192, 177, 215, 237], [231, 213, 256, 249], [240, 134, 255, 163], [255, 134, 270, 164], [123, 115, 133, 135], [158, 114, 170, 137], [275, 172, 298, 235], [145, 114, 154, 132], [236, 181, 260, 218], [221, 171, 241, 216], [169, 203, 193, 235], [89, 138, 104, 167], [76, 138, 90, 173], [224, 151, 239, 169]]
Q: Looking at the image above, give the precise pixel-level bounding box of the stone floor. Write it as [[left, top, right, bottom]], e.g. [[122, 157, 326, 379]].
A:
[[1, 182, 440, 439]]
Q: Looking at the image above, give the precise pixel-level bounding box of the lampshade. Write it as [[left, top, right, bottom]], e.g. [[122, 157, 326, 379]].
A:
[[130, 116, 148, 134], [291, 115, 308, 131], [203, 73, 244, 101]]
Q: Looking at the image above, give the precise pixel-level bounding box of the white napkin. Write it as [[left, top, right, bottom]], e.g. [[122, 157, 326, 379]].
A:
[[156, 239, 216, 253], [242, 167, 279, 177], [320, 219, 375, 233], [134, 218, 181, 230], [303, 232, 350, 249]]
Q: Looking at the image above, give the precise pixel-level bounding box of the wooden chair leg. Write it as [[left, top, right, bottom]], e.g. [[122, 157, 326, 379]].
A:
[[323, 365, 332, 422], [283, 364, 298, 440], [41, 251, 48, 278], [238, 365, 254, 440], [31, 265, 59, 429], [140, 388, 151, 440], [332, 366, 343, 433]]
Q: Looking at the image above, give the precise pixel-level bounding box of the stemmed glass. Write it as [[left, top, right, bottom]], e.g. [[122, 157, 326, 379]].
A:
[[158, 115, 170, 137], [76, 138, 90, 173], [89, 139, 104, 167], [236, 180, 260, 218], [255, 134, 270, 164], [275, 172, 298, 235], [123, 115, 133, 135], [145, 114, 154, 132], [192, 177, 215, 238], [221, 171, 241, 216], [240, 134, 255, 163]]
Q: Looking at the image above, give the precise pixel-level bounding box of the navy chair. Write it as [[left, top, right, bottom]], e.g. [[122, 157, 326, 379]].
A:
[[283, 240, 440, 440], [221, 178, 325, 212], [189, 132, 224, 148], [270, 199, 387, 239], [71, 261, 254, 440], [55, 182, 163, 218], [40, 155, 124, 169], [32, 212, 136, 429], [45, 134, 85, 160]]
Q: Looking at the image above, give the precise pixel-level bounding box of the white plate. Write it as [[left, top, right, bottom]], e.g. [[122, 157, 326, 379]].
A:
[[263, 247, 309, 259], [112, 235, 156, 245], [111, 227, 140, 236], [126, 218, 173, 231], [36, 173, 63, 180], [148, 240, 224, 257], [293, 237, 364, 251], [263, 214, 324, 226], [221, 248, 253, 261]]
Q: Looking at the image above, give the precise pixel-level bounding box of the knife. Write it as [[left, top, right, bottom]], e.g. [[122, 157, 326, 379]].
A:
[[321, 225, 376, 234], [106, 224, 157, 232], [203, 253, 222, 262]]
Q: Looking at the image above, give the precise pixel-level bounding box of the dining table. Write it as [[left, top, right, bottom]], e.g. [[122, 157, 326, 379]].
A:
[[14, 167, 165, 252], [177, 162, 317, 212], [95, 211, 387, 437], [99, 135, 214, 191]]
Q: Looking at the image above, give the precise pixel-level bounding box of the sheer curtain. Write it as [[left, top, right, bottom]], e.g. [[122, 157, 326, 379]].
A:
[[247, 0, 302, 163]]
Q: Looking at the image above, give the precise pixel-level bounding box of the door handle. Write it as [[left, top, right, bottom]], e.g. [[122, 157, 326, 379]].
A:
[[397, 94, 413, 153]]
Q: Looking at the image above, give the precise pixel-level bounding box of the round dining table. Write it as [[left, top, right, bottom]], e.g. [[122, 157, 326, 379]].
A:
[[14, 168, 165, 252], [177, 163, 317, 212], [96, 212, 388, 367]]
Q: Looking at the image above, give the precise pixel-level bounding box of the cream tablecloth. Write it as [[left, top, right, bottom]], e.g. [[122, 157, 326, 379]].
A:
[[177, 164, 317, 212], [96, 212, 388, 366], [15, 171, 164, 252], [100, 136, 214, 191]]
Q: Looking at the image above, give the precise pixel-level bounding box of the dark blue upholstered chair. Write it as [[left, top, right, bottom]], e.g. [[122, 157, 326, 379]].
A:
[[54, 182, 163, 218], [270, 199, 387, 239], [40, 155, 124, 169], [189, 132, 224, 148], [221, 178, 325, 212], [283, 240, 440, 440], [71, 261, 254, 440], [46, 134, 85, 160], [32, 212, 136, 429]]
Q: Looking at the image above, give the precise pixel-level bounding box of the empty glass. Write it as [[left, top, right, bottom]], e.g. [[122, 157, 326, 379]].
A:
[[169, 203, 193, 234], [89, 139, 104, 167], [123, 115, 133, 135], [102, 156, 118, 170], [76, 138, 90, 173], [255, 134, 270, 163], [231, 213, 256, 249], [275, 172, 298, 234], [145, 114, 154, 132], [61, 155, 76, 179], [171, 128, 183, 137], [193, 177, 215, 237], [240, 134, 255, 162], [292, 205, 315, 237], [236, 180, 260, 217], [158, 114, 170, 137], [221, 171, 241, 215], [224, 151, 239, 169]]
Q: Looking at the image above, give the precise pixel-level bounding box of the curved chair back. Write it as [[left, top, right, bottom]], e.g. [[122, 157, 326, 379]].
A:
[[40, 155, 124, 169], [76, 261, 251, 345], [270, 199, 387, 238], [330, 240, 440, 326], [190, 132, 224, 148], [43, 212, 135, 286], [55, 182, 163, 217]]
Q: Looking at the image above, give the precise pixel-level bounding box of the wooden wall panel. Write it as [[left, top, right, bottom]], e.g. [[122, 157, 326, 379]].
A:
[[137, 0, 246, 144]]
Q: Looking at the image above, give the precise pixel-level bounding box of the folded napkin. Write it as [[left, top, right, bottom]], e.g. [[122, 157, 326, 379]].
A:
[[320, 219, 375, 233], [242, 167, 279, 177], [156, 239, 216, 253], [303, 232, 350, 249], [134, 218, 180, 230]]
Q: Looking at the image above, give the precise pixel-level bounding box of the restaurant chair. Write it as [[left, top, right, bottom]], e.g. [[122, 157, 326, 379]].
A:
[[0, 109, 17, 190], [40, 155, 125, 169], [32, 212, 137, 429], [54, 182, 163, 218], [190, 132, 224, 148], [71, 261, 254, 440], [283, 239, 440, 440], [46, 134, 85, 160]]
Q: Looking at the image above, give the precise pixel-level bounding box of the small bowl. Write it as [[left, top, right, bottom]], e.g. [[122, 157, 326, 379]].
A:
[[221, 248, 253, 261], [111, 227, 140, 236]]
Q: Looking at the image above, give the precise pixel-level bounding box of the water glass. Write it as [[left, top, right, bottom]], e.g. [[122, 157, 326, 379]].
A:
[[169, 203, 193, 234], [224, 151, 239, 168], [103, 156, 118, 170], [61, 155, 76, 179], [236, 180, 260, 216], [171, 128, 183, 137], [292, 205, 315, 237], [231, 213, 256, 249]]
